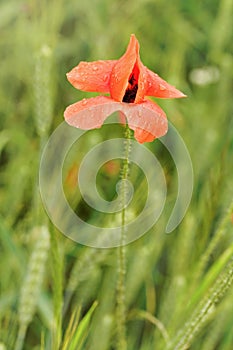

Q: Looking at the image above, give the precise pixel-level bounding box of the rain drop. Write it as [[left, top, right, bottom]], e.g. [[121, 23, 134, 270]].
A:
[[79, 73, 86, 81], [82, 99, 87, 105], [92, 66, 99, 71], [103, 74, 108, 82], [112, 73, 119, 82], [159, 84, 166, 91]]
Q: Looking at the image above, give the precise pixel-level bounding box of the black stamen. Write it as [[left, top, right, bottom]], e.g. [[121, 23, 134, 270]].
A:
[[123, 84, 138, 103], [123, 73, 138, 103], [129, 75, 136, 85]]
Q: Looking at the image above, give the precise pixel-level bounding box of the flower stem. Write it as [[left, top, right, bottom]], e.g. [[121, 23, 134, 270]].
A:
[[116, 124, 131, 350]]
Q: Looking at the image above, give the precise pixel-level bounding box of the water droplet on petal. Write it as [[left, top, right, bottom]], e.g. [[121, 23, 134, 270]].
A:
[[103, 74, 108, 82], [92, 66, 99, 71], [82, 99, 87, 105], [159, 84, 166, 91], [112, 73, 119, 82], [78, 73, 86, 81]]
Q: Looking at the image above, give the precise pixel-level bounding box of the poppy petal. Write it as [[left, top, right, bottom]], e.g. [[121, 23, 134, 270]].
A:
[[110, 34, 139, 102], [135, 61, 149, 103], [121, 99, 168, 143], [64, 96, 124, 129], [66, 60, 117, 93], [134, 129, 156, 143], [64, 97, 167, 143], [145, 68, 186, 98], [118, 111, 126, 125]]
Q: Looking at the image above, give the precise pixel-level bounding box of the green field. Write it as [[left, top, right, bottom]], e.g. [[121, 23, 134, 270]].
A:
[[0, 0, 233, 349]]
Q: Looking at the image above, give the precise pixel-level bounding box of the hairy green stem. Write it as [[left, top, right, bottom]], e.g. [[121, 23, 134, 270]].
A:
[[116, 124, 131, 350]]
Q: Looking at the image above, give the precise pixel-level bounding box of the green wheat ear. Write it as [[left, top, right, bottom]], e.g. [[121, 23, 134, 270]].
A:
[[168, 255, 233, 350], [34, 45, 54, 139], [14, 226, 50, 350]]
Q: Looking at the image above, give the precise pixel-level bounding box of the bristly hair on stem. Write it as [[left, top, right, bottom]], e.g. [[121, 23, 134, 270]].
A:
[[116, 123, 132, 350]]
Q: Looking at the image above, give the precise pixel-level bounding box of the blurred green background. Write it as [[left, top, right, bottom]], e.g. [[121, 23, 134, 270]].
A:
[[0, 0, 233, 349]]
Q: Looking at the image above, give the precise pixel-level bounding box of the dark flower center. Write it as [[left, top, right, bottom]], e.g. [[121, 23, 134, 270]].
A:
[[123, 65, 139, 103]]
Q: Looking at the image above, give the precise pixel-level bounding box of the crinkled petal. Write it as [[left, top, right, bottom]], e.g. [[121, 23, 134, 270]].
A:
[[66, 60, 117, 93], [135, 61, 148, 103], [118, 111, 126, 125], [134, 129, 156, 143], [64, 96, 123, 129], [145, 67, 186, 98], [110, 34, 139, 102], [122, 99, 168, 143], [64, 97, 167, 143]]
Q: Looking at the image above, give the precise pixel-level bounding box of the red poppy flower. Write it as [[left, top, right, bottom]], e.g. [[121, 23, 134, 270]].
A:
[[64, 34, 186, 143]]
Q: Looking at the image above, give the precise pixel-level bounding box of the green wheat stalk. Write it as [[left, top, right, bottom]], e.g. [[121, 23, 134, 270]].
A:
[[50, 226, 64, 350], [14, 226, 50, 350], [168, 256, 233, 350], [194, 198, 233, 282]]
